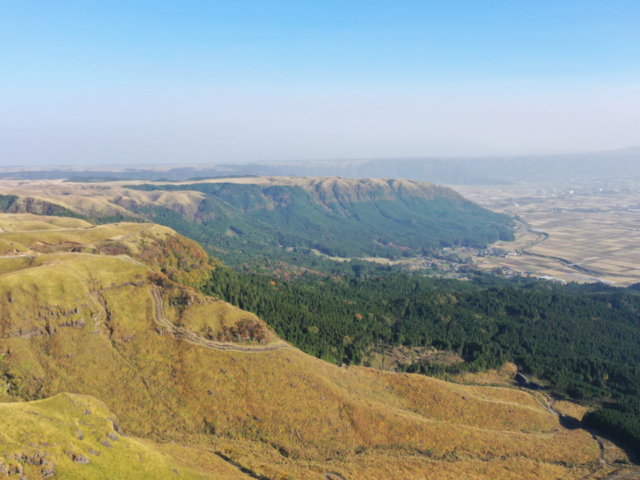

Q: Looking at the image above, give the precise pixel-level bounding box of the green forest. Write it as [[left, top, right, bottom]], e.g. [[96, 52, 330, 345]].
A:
[[121, 183, 640, 456], [201, 267, 640, 455], [8, 191, 640, 458], [127, 182, 513, 264]]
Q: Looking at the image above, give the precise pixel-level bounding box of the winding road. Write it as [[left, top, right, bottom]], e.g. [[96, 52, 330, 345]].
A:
[[532, 393, 640, 479], [150, 286, 291, 353]]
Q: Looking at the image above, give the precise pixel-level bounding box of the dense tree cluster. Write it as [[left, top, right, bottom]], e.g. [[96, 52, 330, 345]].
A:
[[127, 182, 513, 267], [202, 268, 640, 454], [207, 319, 266, 343], [584, 397, 640, 455], [135, 233, 221, 288]]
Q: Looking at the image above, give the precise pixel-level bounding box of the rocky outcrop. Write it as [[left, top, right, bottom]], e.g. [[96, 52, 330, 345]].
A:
[[69, 452, 90, 464], [4, 326, 45, 339], [57, 318, 86, 329], [41, 461, 56, 477]]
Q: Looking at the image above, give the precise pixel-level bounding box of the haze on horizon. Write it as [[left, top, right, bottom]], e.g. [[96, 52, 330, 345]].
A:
[[1, 1, 639, 167]]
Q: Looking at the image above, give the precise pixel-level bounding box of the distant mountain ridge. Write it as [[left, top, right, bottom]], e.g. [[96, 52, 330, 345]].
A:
[[0, 176, 514, 263], [126, 176, 514, 259], [2, 145, 639, 184], [175, 176, 463, 206]]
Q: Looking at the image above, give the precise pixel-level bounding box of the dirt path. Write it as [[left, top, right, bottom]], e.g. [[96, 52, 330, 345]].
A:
[[537, 395, 607, 464], [150, 286, 291, 353], [534, 394, 640, 479]]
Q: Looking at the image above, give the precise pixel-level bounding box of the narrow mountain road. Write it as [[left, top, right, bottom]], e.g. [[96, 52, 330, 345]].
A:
[[150, 286, 291, 353], [536, 395, 607, 465], [534, 394, 640, 479]]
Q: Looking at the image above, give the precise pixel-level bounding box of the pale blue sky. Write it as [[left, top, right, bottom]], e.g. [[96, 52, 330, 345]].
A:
[[2, 1, 639, 165]]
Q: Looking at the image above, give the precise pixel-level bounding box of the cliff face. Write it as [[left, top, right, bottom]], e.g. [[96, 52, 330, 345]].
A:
[[230, 176, 463, 204], [0, 177, 514, 261], [125, 177, 514, 258]]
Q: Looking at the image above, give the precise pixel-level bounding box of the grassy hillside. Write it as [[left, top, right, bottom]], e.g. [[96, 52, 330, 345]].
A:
[[204, 269, 640, 398], [204, 266, 640, 464], [0, 194, 89, 221], [0, 393, 242, 479], [0, 177, 513, 272], [0, 214, 610, 479], [128, 178, 514, 261]]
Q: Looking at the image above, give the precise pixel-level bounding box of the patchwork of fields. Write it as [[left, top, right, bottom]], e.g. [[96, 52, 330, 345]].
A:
[[454, 181, 640, 286]]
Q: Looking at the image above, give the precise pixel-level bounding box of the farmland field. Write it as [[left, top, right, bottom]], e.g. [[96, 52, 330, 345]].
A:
[[453, 180, 640, 286]]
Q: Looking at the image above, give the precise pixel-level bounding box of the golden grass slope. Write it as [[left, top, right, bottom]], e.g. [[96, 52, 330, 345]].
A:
[[0, 180, 206, 220], [0, 269, 602, 478], [0, 213, 92, 232], [0, 216, 153, 251], [0, 393, 241, 479], [0, 214, 216, 287], [0, 215, 612, 479]]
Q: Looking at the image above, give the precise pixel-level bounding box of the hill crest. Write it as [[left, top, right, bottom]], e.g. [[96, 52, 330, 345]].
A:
[[0, 177, 514, 262]]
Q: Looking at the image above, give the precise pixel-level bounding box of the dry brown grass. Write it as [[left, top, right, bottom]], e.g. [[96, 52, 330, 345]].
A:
[[0, 267, 605, 478], [600, 437, 636, 466], [162, 286, 277, 344], [552, 400, 590, 422], [0, 222, 147, 249], [0, 393, 239, 479], [0, 213, 92, 231], [452, 362, 520, 387], [0, 216, 614, 479]]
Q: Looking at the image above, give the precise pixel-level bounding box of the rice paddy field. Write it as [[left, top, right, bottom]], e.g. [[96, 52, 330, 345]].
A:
[[454, 180, 640, 286]]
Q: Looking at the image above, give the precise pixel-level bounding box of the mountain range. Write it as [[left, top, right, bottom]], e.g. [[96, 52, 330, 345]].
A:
[[2, 146, 640, 184], [0, 177, 514, 266]]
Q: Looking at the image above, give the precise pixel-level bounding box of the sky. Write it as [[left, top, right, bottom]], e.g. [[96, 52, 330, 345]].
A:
[[1, 1, 640, 166]]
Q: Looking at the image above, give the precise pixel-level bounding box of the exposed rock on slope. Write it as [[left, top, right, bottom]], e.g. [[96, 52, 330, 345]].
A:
[[0, 393, 241, 479]]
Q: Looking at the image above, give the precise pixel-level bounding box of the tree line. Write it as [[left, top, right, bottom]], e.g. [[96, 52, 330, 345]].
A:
[[201, 268, 640, 455]]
